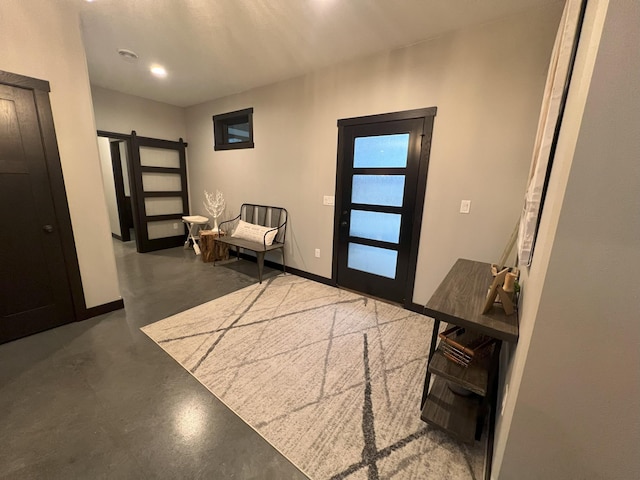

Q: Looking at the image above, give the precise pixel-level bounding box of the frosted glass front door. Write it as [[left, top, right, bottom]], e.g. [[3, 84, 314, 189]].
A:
[[336, 113, 433, 303]]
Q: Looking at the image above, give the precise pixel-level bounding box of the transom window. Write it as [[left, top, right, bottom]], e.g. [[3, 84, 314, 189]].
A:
[[213, 107, 254, 151]]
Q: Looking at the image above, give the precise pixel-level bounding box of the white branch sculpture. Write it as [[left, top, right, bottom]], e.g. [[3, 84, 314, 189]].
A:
[[203, 189, 225, 231]]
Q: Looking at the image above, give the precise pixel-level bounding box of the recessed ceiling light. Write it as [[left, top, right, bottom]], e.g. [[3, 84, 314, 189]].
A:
[[150, 65, 168, 78], [117, 49, 138, 60]]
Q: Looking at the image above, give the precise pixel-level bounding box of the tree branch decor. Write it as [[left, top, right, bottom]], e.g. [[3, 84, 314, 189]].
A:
[[203, 189, 225, 231]]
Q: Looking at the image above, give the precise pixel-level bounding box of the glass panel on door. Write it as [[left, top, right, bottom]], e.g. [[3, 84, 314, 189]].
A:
[[349, 210, 401, 243], [142, 172, 182, 192], [144, 197, 184, 216], [139, 146, 180, 168], [347, 243, 398, 279], [351, 175, 405, 206], [353, 133, 410, 168]]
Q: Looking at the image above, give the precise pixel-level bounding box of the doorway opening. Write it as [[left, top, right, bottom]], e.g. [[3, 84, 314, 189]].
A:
[[333, 108, 436, 308], [97, 133, 135, 243]]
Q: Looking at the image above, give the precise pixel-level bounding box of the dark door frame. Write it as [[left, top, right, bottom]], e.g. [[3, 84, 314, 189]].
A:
[[97, 130, 140, 248], [108, 140, 131, 242], [332, 107, 437, 310], [0, 70, 111, 321]]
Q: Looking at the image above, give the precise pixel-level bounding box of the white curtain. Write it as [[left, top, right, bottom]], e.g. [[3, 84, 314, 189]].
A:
[[517, 0, 584, 267]]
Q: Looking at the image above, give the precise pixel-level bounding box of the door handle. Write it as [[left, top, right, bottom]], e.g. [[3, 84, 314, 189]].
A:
[[43, 224, 54, 233]]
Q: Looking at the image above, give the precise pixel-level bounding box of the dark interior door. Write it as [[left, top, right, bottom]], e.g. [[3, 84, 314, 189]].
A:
[[335, 112, 434, 304], [0, 84, 75, 343]]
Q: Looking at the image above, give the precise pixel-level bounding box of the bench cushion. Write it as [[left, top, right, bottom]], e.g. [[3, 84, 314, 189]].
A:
[[216, 236, 283, 252], [231, 220, 278, 246]]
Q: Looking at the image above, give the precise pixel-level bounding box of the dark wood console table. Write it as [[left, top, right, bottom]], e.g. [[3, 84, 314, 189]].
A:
[[420, 258, 519, 444]]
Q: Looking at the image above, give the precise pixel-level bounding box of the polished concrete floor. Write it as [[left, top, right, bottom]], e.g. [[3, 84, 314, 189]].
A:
[[0, 240, 307, 479]]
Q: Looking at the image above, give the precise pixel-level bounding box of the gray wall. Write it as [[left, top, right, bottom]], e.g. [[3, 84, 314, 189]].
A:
[[493, 0, 640, 478], [91, 85, 187, 140], [184, 3, 563, 303]]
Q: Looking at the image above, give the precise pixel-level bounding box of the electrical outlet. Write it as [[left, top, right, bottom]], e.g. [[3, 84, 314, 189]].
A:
[[173, 223, 179, 229], [315, 248, 320, 258], [323, 195, 335, 206], [460, 200, 471, 214]]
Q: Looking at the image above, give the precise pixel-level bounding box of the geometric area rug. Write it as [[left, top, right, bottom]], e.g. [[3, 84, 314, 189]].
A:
[[142, 274, 484, 479]]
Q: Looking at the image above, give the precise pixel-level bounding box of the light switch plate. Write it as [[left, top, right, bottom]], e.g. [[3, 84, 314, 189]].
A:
[[323, 195, 335, 206], [460, 200, 471, 214]]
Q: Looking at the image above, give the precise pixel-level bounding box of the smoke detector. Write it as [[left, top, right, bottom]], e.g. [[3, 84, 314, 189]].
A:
[[117, 49, 139, 60]]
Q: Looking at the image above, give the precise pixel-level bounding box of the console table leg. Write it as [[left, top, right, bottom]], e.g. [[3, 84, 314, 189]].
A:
[[421, 318, 441, 409]]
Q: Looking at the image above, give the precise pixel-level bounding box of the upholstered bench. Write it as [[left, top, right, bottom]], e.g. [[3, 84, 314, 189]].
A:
[[214, 204, 288, 283]]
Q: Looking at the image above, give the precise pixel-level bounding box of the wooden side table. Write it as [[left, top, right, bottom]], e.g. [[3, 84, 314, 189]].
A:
[[420, 259, 519, 446], [199, 230, 229, 263]]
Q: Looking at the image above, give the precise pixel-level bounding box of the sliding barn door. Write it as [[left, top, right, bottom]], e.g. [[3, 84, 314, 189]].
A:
[[130, 132, 189, 252]]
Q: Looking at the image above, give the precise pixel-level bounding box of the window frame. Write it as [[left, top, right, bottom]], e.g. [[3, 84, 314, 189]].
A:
[[212, 107, 254, 151]]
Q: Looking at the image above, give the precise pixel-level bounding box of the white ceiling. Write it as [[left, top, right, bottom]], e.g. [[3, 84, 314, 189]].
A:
[[79, 0, 558, 107]]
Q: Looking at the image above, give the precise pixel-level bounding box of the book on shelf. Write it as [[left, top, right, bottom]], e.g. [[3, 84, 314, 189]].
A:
[[438, 325, 496, 367]]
